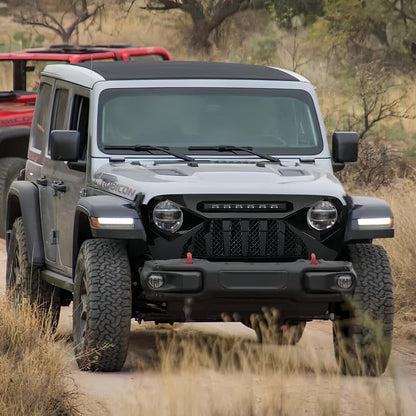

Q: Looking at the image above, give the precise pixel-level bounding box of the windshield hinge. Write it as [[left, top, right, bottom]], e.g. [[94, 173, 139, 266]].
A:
[[299, 158, 315, 164], [130, 192, 145, 211]]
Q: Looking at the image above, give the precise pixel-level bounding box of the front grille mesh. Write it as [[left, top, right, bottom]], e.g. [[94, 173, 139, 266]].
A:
[[183, 219, 307, 260]]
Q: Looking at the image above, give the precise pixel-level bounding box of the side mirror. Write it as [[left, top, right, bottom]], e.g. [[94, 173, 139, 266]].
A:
[[332, 131, 359, 172], [50, 130, 80, 162]]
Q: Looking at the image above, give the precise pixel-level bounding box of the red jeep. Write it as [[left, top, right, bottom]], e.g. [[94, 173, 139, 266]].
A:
[[0, 44, 171, 237]]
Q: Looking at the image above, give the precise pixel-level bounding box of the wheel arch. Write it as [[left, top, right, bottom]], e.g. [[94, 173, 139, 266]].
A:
[[344, 196, 394, 243], [73, 209, 93, 272], [0, 126, 30, 159], [6, 180, 44, 266], [73, 195, 147, 272]]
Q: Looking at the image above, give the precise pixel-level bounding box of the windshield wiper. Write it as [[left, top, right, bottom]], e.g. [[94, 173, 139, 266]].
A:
[[188, 145, 282, 165], [104, 145, 198, 166]]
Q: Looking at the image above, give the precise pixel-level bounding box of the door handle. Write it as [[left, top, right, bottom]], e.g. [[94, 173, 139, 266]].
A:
[[36, 177, 47, 186], [52, 181, 66, 193]]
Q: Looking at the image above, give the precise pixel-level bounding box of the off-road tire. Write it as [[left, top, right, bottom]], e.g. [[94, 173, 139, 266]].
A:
[[6, 217, 61, 330], [251, 308, 306, 345], [73, 239, 132, 372], [333, 244, 393, 376], [0, 157, 26, 238]]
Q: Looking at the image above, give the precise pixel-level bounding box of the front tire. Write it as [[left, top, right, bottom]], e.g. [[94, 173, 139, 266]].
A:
[[73, 239, 132, 372], [6, 217, 61, 330], [333, 244, 393, 376]]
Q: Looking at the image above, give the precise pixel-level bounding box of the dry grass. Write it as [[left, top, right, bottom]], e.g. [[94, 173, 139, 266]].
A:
[[116, 325, 400, 416], [0, 299, 80, 416]]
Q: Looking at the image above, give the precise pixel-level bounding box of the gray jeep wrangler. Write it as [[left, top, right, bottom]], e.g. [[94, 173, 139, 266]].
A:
[[6, 60, 394, 375]]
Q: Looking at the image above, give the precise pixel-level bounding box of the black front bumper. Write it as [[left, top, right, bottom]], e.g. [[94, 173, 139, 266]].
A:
[[138, 258, 356, 322]]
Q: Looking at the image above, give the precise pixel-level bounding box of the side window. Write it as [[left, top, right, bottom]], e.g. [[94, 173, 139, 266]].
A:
[[31, 82, 52, 151], [70, 95, 89, 160], [51, 88, 69, 130]]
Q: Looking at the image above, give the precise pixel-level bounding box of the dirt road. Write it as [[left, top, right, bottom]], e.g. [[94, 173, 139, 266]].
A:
[[1, 239, 416, 415]]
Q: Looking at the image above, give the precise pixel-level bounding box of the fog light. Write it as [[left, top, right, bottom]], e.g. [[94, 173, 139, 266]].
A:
[[148, 274, 165, 289], [336, 274, 353, 289]]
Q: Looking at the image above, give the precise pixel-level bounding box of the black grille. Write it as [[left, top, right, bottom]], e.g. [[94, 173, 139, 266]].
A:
[[183, 219, 308, 260]]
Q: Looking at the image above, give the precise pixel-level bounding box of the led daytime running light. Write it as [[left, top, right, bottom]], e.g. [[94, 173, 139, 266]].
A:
[[357, 217, 393, 228], [90, 217, 134, 228]]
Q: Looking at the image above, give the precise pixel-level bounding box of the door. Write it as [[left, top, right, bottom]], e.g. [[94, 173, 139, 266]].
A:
[[41, 83, 89, 275], [54, 93, 89, 270]]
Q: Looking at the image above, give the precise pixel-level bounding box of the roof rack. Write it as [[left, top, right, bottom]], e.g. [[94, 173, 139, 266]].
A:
[[50, 43, 132, 49], [24, 44, 134, 54]]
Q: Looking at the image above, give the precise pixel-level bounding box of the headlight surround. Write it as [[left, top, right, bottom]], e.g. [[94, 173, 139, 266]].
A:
[[307, 200, 338, 231], [152, 200, 183, 233]]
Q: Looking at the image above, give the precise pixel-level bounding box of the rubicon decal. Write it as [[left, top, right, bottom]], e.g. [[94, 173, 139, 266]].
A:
[[94, 172, 136, 197], [99, 181, 136, 197]]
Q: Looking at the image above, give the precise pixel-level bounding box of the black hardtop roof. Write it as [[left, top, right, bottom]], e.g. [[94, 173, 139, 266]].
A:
[[76, 60, 299, 81]]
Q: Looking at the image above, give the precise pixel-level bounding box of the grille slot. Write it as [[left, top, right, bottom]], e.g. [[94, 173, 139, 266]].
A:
[[183, 219, 307, 260]]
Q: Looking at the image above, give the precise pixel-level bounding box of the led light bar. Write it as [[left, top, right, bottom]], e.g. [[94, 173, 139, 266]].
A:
[[357, 217, 393, 228], [90, 217, 135, 229], [200, 202, 290, 212]]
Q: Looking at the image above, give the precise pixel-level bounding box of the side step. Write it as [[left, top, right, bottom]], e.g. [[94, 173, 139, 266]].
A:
[[41, 269, 74, 292]]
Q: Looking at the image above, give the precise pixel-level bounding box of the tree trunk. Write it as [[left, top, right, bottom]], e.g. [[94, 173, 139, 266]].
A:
[[183, 0, 212, 51], [61, 32, 71, 43], [189, 20, 212, 51], [154, 0, 248, 52]]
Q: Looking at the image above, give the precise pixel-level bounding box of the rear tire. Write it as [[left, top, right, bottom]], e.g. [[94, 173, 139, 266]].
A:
[[6, 217, 61, 330], [0, 157, 26, 238], [73, 239, 132, 372], [333, 244, 393, 376]]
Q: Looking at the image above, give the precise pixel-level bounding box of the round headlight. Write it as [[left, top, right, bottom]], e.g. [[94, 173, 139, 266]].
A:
[[153, 200, 183, 233], [307, 200, 338, 231]]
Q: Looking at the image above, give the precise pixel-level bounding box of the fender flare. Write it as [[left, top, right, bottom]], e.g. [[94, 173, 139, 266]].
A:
[[74, 195, 147, 268], [0, 126, 30, 159], [6, 180, 44, 266], [344, 196, 394, 242]]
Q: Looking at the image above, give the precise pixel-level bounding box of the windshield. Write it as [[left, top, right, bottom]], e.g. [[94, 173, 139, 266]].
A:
[[98, 88, 323, 155]]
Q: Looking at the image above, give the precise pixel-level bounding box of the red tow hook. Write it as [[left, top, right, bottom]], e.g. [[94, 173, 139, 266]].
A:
[[186, 252, 193, 264], [311, 253, 317, 265]]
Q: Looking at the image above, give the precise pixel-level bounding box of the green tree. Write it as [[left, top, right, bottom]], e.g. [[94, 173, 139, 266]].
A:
[[383, 0, 416, 55], [313, 0, 416, 68], [312, 0, 387, 60], [271, 0, 324, 28]]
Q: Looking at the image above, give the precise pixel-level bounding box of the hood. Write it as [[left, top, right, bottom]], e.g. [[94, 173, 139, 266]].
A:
[[90, 161, 347, 204]]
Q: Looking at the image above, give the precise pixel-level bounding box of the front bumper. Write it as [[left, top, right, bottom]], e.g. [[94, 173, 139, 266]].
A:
[[138, 258, 356, 321]]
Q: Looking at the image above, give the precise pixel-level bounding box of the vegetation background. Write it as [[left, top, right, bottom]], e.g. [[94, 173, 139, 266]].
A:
[[1, 0, 416, 414]]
